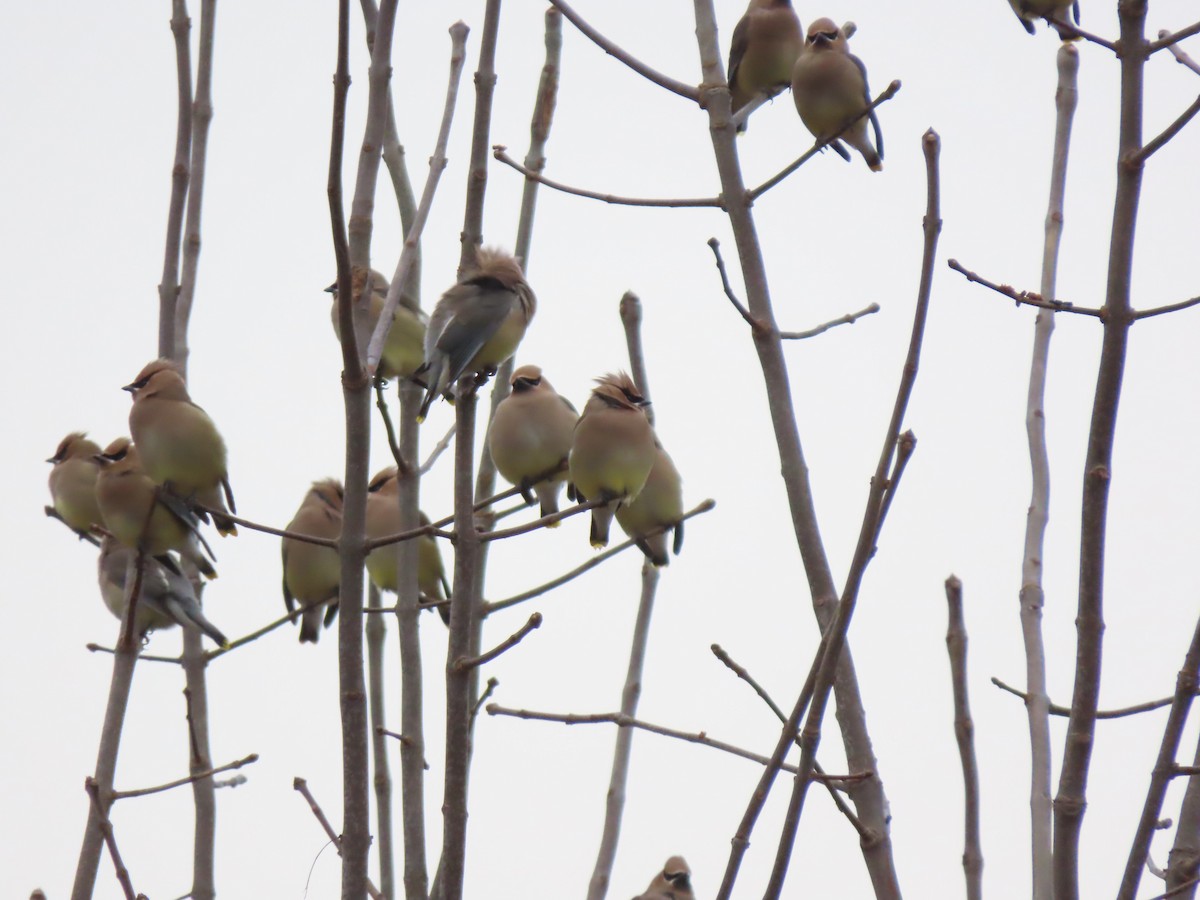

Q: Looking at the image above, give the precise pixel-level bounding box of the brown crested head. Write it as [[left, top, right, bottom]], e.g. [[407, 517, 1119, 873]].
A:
[[468, 247, 536, 321], [308, 478, 345, 510], [509, 364, 547, 393], [48, 431, 100, 464], [590, 372, 649, 411], [806, 17, 841, 48], [367, 467, 400, 495], [123, 359, 189, 400], [96, 437, 139, 470], [326, 267, 388, 297], [662, 855, 691, 889]]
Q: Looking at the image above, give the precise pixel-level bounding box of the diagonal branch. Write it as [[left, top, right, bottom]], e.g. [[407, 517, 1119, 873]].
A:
[[293, 778, 386, 900], [113, 754, 259, 801], [1150, 20, 1200, 53], [780, 303, 880, 340], [948, 258, 1104, 317], [992, 677, 1174, 719], [452, 613, 542, 671], [1159, 30, 1200, 76], [493, 145, 720, 208], [1129, 93, 1200, 166], [85, 778, 143, 900]]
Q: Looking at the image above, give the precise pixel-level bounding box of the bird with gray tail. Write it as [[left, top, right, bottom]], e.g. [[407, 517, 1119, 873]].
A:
[[616, 440, 684, 567], [98, 536, 228, 647], [364, 467, 451, 624], [94, 437, 218, 580], [282, 479, 344, 643], [47, 431, 104, 537], [488, 365, 579, 520], [417, 248, 536, 422], [124, 359, 237, 536], [326, 267, 427, 381], [727, 0, 803, 132], [568, 372, 658, 549], [791, 17, 884, 171], [632, 856, 695, 900], [1007, 0, 1080, 35]]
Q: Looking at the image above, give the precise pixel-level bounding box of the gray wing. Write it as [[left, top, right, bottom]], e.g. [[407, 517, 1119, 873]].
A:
[[851, 53, 883, 161], [434, 282, 515, 385], [727, 12, 751, 88]]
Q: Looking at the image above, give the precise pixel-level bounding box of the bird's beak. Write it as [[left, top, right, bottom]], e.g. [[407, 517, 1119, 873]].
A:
[[122, 383, 137, 394], [45, 456, 57, 464], [324, 282, 337, 294]]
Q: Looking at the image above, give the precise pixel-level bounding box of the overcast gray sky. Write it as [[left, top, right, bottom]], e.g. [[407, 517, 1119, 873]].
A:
[[4, 1, 1200, 897]]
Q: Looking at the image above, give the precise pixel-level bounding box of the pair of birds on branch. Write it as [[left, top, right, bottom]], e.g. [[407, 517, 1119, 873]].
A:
[[727, 0, 1079, 169], [47, 359, 237, 647]]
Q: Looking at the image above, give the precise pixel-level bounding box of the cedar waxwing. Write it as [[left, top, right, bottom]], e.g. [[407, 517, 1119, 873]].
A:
[[94, 438, 217, 580], [487, 365, 579, 520], [568, 373, 657, 549], [326, 267, 427, 380], [364, 467, 450, 623], [791, 18, 884, 172], [1007, 0, 1080, 34], [282, 479, 344, 643], [727, 0, 803, 131], [417, 248, 537, 421], [616, 441, 684, 566], [124, 359, 237, 535], [632, 856, 695, 900], [97, 536, 228, 647], [47, 432, 104, 536]]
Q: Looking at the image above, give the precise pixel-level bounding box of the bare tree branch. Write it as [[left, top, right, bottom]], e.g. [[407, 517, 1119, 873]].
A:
[[1159, 29, 1200, 76], [1129, 93, 1200, 165], [545, 0, 699, 101], [293, 778, 386, 900], [453, 613, 542, 672], [113, 754, 259, 801], [157, 0, 193, 363], [780, 304, 881, 340], [992, 677, 1175, 719], [85, 777, 143, 900], [945, 576, 983, 900], [948, 258, 1104, 317], [365, 584, 396, 900], [493, 145, 720, 208], [1151, 20, 1200, 53]]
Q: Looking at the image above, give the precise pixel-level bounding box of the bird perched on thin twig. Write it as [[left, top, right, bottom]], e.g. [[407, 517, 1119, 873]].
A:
[[568, 373, 657, 549], [124, 359, 237, 535], [616, 440, 685, 566], [98, 536, 228, 647], [417, 248, 536, 422], [1006, 0, 1080, 35], [791, 18, 884, 171], [727, 0, 803, 132], [488, 365, 578, 520], [47, 432, 104, 537], [632, 856, 695, 900], [326, 267, 427, 380], [364, 467, 451, 624], [282, 479, 344, 643], [94, 437, 217, 580]]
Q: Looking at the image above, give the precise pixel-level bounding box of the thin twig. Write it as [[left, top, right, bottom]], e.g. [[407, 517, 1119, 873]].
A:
[[779, 303, 881, 340], [992, 677, 1175, 719], [948, 259, 1104, 318], [493, 145, 720, 208], [1045, 15, 1118, 51], [453, 613, 542, 671], [113, 754, 259, 800], [293, 778, 386, 900], [418, 422, 456, 475], [1160, 30, 1200, 77], [478, 497, 605, 541], [1129, 93, 1200, 166], [44, 506, 103, 546], [709, 644, 870, 840], [375, 377, 407, 473], [365, 583, 395, 900], [945, 576, 983, 900], [87, 644, 181, 665], [85, 778, 141, 900], [1150, 20, 1200, 53], [546, 0, 699, 101], [747, 81, 902, 201], [1135, 295, 1200, 320], [1145, 875, 1200, 900], [707, 238, 761, 331], [487, 705, 802, 774], [471, 677, 499, 723], [205, 610, 302, 661], [366, 22, 470, 372], [193, 504, 338, 547]]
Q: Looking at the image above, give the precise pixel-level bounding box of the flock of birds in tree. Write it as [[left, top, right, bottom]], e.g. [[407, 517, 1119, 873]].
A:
[[43, 1, 1078, 895]]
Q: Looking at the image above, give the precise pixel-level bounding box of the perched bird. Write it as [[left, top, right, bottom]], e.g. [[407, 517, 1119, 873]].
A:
[[488, 365, 579, 520], [568, 373, 657, 549], [791, 18, 884, 172], [282, 479, 344, 643], [417, 248, 537, 421], [97, 536, 228, 647], [326, 267, 427, 380], [1007, 0, 1080, 35], [94, 437, 217, 580], [47, 432, 104, 536], [124, 359, 236, 535], [633, 856, 695, 900], [616, 441, 684, 566], [727, 0, 803, 130], [364, 467, 451, 623]]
